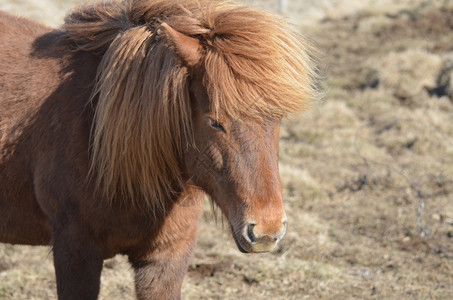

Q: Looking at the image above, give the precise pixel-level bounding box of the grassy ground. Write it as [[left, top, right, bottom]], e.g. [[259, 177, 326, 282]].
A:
[[1, 0, 453, 299]]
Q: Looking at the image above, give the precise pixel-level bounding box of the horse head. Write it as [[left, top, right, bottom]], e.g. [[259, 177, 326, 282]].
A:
[[163, 23, 292, 253]]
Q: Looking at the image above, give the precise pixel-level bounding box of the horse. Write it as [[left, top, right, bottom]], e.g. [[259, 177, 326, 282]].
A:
[[0, 0, 318, 299]]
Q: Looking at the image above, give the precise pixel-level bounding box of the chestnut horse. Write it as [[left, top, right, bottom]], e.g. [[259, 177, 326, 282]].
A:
[[0, 0, 317, 299]]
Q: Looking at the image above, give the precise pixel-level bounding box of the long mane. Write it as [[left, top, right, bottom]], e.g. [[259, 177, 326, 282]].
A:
[[64, 0, 318, 209]]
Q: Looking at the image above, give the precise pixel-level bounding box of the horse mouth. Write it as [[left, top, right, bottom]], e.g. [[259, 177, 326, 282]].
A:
[[231, 227, 252, 253], [230, 225, 279, 254]]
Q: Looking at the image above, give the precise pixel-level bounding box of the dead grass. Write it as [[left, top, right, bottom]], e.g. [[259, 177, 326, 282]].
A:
[[1, 0, 453, 299]]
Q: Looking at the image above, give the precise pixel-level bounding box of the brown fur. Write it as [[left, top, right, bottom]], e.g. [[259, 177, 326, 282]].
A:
[[63, 0, 318, 209], [0, 1, 318, 299]]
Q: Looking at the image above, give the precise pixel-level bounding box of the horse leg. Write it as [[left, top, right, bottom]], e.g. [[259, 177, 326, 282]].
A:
[[131, 248, 194, 300], [52, 221, 103, 300], [130, 202, 202, 300]]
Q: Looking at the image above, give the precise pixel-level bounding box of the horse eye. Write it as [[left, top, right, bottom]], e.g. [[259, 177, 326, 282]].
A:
[[207, 118, 226, 133]]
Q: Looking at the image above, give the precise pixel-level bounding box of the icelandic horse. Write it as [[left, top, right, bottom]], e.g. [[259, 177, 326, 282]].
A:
[[0, 0, 318, 299]]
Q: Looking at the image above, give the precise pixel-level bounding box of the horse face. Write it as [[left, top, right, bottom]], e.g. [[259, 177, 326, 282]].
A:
[[186, 76, 287, 253], [161, 23, 287, 253]]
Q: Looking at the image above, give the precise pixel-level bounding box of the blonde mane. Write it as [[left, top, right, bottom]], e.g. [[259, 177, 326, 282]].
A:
[[64, 0, 318, 209]]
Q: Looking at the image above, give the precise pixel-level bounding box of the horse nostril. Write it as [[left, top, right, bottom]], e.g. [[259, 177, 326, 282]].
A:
[[246, 223, 256, 244], [279, 220, 288, 241], [242, 220, 287, 246]]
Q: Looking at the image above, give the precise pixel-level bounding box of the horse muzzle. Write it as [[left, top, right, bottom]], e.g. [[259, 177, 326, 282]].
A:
[[233, 219, 288, 253]]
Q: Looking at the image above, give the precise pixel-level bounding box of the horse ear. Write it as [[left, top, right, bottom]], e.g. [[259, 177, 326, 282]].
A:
[[161, 23, 202, 67]]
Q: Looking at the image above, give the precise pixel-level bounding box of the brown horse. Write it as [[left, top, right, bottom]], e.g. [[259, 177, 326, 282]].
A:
[[0, 0, 317, 299]]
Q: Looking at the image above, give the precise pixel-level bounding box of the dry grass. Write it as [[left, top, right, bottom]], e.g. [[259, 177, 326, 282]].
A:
[[1, 0, 453, 299]]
